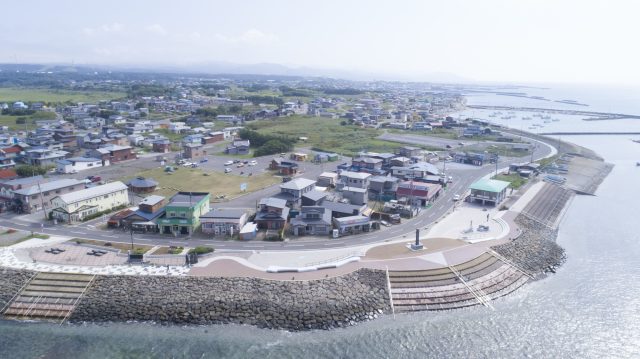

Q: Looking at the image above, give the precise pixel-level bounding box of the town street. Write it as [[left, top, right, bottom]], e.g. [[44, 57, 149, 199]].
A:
[[0, 138, 552, 252]]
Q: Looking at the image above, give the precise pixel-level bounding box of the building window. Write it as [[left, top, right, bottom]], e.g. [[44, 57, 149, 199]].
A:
[[180, 212, 186, 217]]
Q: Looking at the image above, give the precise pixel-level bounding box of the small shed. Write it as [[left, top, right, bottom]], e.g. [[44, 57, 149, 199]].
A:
[[239, 222, 258, 240]]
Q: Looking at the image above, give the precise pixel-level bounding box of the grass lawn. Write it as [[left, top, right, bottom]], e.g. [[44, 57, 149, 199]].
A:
[[0, 87, 126, 103], [246, 115, 408, 156], [120, 167, 280, 199], [72, 238, 153, 254], [493, 173, 528, 189], [0, 111, 57, 130], [151, 246, 184, 255]]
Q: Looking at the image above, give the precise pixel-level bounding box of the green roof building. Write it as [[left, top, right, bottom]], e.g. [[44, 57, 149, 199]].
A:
[[156, 192, 210, 235], [468, 178, 510, 206]]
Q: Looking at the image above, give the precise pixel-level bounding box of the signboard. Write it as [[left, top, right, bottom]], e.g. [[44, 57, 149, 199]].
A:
[[240, 183, 248, 192]]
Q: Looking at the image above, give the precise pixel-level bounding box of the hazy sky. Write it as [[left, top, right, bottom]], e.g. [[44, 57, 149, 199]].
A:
[[2, 0, 639, 84]]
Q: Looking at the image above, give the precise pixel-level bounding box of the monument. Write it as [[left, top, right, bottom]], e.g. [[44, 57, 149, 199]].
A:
[[411, 228, 424, 251]]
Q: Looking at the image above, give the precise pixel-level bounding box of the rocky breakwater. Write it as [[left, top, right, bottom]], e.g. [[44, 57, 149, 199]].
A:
[[70, 268, 390, 331], [0, 268, 34, 308], [492, 216, 566, 277]]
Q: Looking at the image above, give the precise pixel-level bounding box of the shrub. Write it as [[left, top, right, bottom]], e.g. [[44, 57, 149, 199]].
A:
[[188, 246, 214, 255]]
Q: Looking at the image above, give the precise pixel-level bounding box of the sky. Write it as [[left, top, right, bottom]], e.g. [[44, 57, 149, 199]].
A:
[[1, 0, 639, 84]]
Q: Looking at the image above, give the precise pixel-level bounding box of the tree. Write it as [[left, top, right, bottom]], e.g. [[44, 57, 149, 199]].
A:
[[16, 165, 48, 177]]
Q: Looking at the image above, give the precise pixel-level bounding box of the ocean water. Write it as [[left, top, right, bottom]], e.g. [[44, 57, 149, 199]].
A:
[[1, 88, 640, 358]]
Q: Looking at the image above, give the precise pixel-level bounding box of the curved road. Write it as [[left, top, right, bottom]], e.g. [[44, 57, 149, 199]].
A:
[[0, 135, 554, 252]]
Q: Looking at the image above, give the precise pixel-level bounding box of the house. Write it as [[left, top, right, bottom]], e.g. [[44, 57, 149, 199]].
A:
[[290, 206, 333, 236], [390, 156, 412, 168], [468, 178, 510, 206], [156, 192, 210, 236], [270, 158, 298, 175], [278, 178, 316, 205], [333, 215, 372, 236], [368, 176, 399, 200], [24, 148, 68, 167], [396, 181, 442, 207], [339, 171, 371, 189], [216, 115, 240, 123], [168, 122, 190, 134], [412, 122, 432, 131], [225, 139, 250, 155], [56, 157, 102, 174], [321, 201, 368, 218], [398, 146, 422, 158], [301, 190, 327, 206], [341, 186, 368, 205], [152, 139, 172, 153], [50, 181, 129, 223], [317, 172, 338, 187], [452, 152, 494, 166], [200, 208, 250, 236], [0, 175, 43, 208], [255, 197, 289, 230], [182, 143, 206, 159], [351, 157, 383, 171], [0, 169, 18, 181], [89, 144, 136, 165], [0, 156, 16, 169], [362, 152, 396, 169], [12, 179, 84, 214], [126, 177, 159, 194], [390, 162, 440, 180], [121, 195, 166, 232]]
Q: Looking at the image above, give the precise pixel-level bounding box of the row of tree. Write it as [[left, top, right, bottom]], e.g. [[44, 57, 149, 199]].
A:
[[238, 128, 297, 157]]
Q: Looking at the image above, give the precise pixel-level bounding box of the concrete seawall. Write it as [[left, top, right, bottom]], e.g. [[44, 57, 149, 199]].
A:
[[69, 268, 390, 331]]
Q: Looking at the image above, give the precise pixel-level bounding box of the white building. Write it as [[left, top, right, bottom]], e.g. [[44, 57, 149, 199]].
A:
[[56, 157, 103, 174], [50, 181, 129, 223]]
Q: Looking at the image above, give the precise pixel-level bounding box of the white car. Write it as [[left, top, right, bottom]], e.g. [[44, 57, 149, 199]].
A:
[[182, 162, 193, 167], [224, 160, 234, 166], [453, 194, 461, 201], [224, 167, 232, 173], [249, 160, 257, 166]]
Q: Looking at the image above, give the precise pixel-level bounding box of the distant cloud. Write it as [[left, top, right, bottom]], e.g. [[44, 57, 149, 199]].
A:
[[145, 24, 168, 36], [101, 23, 125, 33], [215, 28, 278, 45], [82, 23, 125, 37]]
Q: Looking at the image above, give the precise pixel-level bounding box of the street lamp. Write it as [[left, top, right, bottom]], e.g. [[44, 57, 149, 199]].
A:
[[130, 228, 134, 251]]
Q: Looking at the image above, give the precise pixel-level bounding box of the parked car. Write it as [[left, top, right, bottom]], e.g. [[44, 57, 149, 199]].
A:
[[87, 176, 101, 183], [182, 162, 193, 167], [199, 158, 208, 163], [233, 159, 241, 164], [224, 160, 234, 166], [191, 163, 199, 168], [249, 160, 258, 166], [453, 194, 461, 201], [236, 163, 244, 168], [224, 167, 232, 173], [380, 220, 391, 227]]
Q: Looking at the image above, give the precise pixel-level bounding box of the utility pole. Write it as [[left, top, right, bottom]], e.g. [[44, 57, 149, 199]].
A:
[[37, 181, 47, 220]]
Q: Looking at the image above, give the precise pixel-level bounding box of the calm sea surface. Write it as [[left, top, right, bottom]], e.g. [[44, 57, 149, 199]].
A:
[[1, 87, 640, 359]]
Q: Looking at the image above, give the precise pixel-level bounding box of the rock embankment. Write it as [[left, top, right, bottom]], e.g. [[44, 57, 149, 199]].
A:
[[492, 215, 566, 276], [0, 268, 34, 308], [70, 268, 389, 331]]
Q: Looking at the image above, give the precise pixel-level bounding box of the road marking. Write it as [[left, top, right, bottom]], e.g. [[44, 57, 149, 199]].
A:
[[70, 231, 86, 235], [286, 244, 303, 247], [103, 235, 119, 238]]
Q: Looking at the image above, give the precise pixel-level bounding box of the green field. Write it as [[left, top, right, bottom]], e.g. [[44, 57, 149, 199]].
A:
[[246, 115, 416, 156], [121, 167, 280, 199], [492, 173, 528, 189], [0, 111, 57, 130], [0, 87, 126, 103]]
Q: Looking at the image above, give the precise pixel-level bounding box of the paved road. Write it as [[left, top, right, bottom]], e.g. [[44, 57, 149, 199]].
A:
[[0, 138, 552, 252]]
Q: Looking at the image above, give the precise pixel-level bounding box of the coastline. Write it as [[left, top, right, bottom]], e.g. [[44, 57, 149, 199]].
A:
[[0, 133, 613, 331]]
